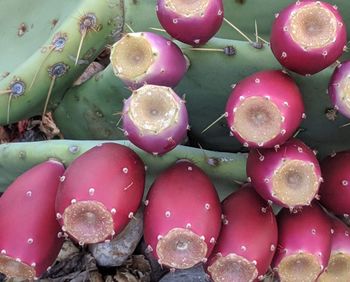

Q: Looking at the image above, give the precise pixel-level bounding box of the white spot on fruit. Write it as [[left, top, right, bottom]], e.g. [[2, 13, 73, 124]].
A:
[[210, 237, 216, 244], [111, 208, 116, 214], [205, 203, 210, 210], [27, 238, 33, 244], [165, 211, 171, 217], [71, 199, 77, 204], [88, 188, 95, 196], [26, 191, 32, 197], [241, 245, 247, 252], [60, 176, 65, 182], [342, 180, 348, 186], [122, 167, 128, 174]]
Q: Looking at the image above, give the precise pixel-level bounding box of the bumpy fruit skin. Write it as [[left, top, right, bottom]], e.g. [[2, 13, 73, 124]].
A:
[[225, 70, 304, 148], [272, 203, 332, 279], [206, 184, 278, 281], [122, 85, 189, 155], [247, 138, 322, 208], [328, 61, 350, 119], [55, 143, 145, 243], [143, 160, 222, 268], [319, 151, 350, 216], [0, 160, 65, 278], [156, 0, 224, 46], [111, 32, 188, 89], [270, 0, 347, 75]]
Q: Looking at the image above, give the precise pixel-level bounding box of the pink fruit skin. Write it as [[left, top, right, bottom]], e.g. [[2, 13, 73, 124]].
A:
[[0, 160, 65, 277], [122, 87, 189, 155], [226, 70, 305, 148], [55, 143, 145, 241], [329, 217, 350, 256], [116, 32, 188, 89], [246, 138, 321, 208], [207, 184, 278, 279], [319, 151, 350, 216], [156, 0, 223, 46], [272, 203, 332, 272], [270, 0, 347, 75], [144, 160, 222, 261], [328, 61, 350, 119]]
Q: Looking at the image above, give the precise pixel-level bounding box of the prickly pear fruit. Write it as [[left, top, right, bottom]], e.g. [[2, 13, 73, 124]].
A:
[[270, 0, 347, 75], [328, 61, 350, 119], [226, 70, 305, 148], [144, 160, 222, 269], [110, 32, 188, 90], [247, 138, 322, 209], [272, 203, 332, 281], [318, 217, 350, 281], [0, 160, 65, 280], [319, 150, 350, 216], [122, 84, 189, 155], [156, 0, 223, 46], [206, 184, 278, 282], [55, 143, 145, 245]]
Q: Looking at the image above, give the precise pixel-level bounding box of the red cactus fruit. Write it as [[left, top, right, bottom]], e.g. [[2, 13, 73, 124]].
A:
[[318, 217, 350, 281], [272, 203, 332, 281], [55, 143, 145, 245], [319, 151, 350, 217], [156, 0, 224, 46], [226, 70, 305, 149], [328, 61, 350, 119], [206, 184, 278, 282], [122, 84, 189, 156], [110, 32, 188, 89], [270, 0, 347, 75], [143, 160, 222, 269], [0, 160, 65, 280], [247, 138, 322, 209]]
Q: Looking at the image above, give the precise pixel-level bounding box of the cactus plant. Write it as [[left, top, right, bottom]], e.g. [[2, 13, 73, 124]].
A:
[[0, 0, 124, 125], [0, 160, 64, 279], [0, 140, 247, 196]]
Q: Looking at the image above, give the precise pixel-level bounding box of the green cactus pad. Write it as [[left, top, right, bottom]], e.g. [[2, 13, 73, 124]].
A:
[[0, 0, 123, 124], [54, 36, 350, 158], [0, 140, 247, 199]]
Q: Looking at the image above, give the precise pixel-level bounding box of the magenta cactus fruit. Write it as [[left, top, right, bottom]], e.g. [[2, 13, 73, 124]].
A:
[[272, 204, 332, 281], [0, 160, 65, 280], [246, 138, 322, 209], [143, 160, 222, 269], [206, 184, 278, 282], [328, 61, 350, 119], [318, 217, 350, 281], [156, 0, 224, 46], [225, 70, 305, 149], [319, 151, 350, 216], [270, 0, 347, 75], [122, 84, 189, 155], [110, 32, 188, 89], [55, 143, 145, 245]]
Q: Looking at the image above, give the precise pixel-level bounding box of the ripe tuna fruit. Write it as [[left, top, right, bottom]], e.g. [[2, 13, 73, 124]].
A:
[[143, 160, 222, 269], [122, 84, 189, 155], [318, 217, 350, 281], [225, 70, 305, 149], [0, 160, 65, 280], [328, 61, 350, 119], [156, 0, 224, 46], [272, 204, 332, 282], [246, 138, 322, 209], [270, 0, 347, 75], [55, 143, 145, 245], [110, 32, 188, 89], [206, 184, 278, 282], [319, 151, 350, 216]]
